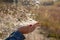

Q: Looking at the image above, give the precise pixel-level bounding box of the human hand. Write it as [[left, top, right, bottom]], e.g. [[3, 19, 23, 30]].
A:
[[18, 22, 39, 34]]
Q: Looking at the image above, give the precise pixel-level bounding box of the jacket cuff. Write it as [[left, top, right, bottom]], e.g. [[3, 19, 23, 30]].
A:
[[6, 31, 25, 40]]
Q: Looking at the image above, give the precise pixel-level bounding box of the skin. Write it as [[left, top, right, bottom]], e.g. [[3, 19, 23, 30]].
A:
[[18, 22, 39, 34]]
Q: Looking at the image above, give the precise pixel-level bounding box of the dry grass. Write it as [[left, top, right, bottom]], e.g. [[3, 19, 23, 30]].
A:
[[0, 1, 60, 40], [23, 1, 60, 39]]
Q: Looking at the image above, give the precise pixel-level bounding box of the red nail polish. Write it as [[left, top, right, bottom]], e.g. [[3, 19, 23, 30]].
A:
[[29, 25, 32, 26]]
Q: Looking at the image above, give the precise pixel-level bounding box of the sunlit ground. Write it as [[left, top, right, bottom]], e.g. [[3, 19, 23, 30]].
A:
[[0, 1, 60, 40]]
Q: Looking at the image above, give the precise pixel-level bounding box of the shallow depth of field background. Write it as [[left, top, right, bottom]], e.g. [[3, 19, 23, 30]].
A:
[[0, 0, 60, 40]]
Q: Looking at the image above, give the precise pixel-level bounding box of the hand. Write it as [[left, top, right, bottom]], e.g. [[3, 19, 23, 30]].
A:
[[18, 22, 39, 34]]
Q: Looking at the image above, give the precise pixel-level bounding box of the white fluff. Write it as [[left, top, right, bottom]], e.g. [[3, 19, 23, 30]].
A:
[[19, 18, 37, 27]]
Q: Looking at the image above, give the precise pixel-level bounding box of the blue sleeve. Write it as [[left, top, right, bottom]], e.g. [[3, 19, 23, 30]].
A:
[[5, 31, 25, 40]]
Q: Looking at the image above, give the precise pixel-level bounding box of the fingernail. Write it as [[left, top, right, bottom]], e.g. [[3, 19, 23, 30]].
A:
[[29, 25, 32, 26]]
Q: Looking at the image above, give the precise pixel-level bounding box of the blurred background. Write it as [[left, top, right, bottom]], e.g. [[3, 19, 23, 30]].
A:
[[0, 0, 60, 40]]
